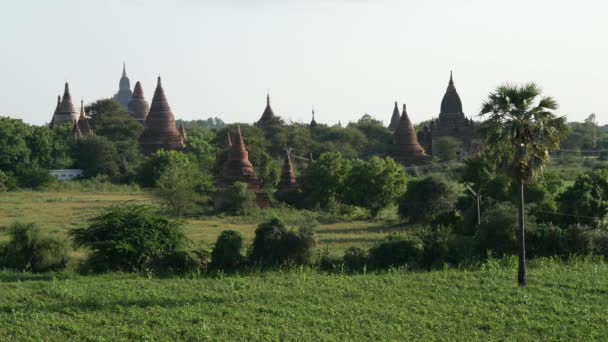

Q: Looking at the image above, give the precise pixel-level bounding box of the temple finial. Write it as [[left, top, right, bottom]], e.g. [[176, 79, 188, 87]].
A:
[[122, 62, 127, 77], [266, 92, 270, 106], [157, 76, 162, 86], [449, 70, 454, 86], [312, 107, 315, 119]]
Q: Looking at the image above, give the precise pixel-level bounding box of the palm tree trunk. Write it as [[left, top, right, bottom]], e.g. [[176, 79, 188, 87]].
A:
[[518, 180, 527, 287]]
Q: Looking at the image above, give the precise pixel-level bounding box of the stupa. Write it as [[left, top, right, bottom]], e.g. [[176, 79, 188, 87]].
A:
[[49, 95, 61, 128], [138, 77, 185, 155], [113, 63, 132, 110], [390, 104, 431, 166], [216, 126, 269, 208], [388, 101, 400, 131], [127, 81, 149, 125], [52, 83, 79, 127], [256, 94, 276, 131], [277, 151, 300, 193], [72, 100, 93, 138], [309, 109, 318, 129]]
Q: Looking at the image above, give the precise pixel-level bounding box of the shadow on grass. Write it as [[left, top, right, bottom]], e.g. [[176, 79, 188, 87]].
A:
[[316, 222, 409, 235]]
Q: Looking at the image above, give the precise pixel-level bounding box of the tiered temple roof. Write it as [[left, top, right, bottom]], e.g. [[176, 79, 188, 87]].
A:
[[128, 81, 149, 125], [114, 63, 132, 110], [388, 101, 400, 131], [390, 104, 431, 166], [277, 151, 300, 192], [309, 109, 318, 129], [138, 77, 185, 155], [256, 94, 276, 131], [53, 83, 79, 127], [72, 100, 93, 138], [217, 126, 269, 208]]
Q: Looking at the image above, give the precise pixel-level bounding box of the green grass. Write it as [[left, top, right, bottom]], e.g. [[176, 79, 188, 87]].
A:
[[0, 191, 405, 256], [0, 257, 606, 340]]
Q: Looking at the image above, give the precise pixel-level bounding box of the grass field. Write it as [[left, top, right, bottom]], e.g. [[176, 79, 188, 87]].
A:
[[0, 191, 404, 256], [0, 257, 606, 340]]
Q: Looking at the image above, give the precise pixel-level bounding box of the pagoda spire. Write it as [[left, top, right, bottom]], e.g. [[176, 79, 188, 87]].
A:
[[122, 62, 127, 77], [389, 101, 400, 131], [389, 102, 431, 166], [226, 131, 233, 147], [277, 149, 299, 192]]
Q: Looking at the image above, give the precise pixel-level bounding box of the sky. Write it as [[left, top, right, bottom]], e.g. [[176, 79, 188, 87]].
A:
[[1, 0, 607, 126]]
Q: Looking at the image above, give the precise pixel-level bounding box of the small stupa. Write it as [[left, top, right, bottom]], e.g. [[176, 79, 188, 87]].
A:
[[256, 93, 276, 131], [128, 81, 149, 125], [72, 100, 93, 138], [277, 150, 300, 193], [52, 83, 79, 127], [390, 104, 431, 166], [388, 101, 400, 131]]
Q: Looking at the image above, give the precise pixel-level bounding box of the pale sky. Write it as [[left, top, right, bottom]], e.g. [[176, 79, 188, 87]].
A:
[[1, 0, 607, 126]]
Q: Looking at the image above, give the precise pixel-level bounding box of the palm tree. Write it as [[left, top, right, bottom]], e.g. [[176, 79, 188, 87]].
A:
[[479, 83, 568, 287]]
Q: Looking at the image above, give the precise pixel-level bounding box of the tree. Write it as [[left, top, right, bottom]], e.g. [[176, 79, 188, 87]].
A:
[[479, 83, 568, 287], [433, 136, 463, 162], [302, 152, 351, 208], [344, 156, 407, 216], [0, 117, 31, 172], [137, 150, 192, 187], [154, 163, 199, 219], [218, 182, 257, 215], [348, 114, 392, 158], [558, 168, 608, 228], [71, 136, 120, 178], [95, 112, 143, 142], [398, 174, 460, 224]]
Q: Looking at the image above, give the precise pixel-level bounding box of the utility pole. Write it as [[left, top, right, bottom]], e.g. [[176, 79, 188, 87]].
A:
[[465, 185, 481, 225]]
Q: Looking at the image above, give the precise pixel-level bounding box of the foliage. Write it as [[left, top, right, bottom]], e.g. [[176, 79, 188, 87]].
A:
[[94, 112, 143, 142], [15, 165, 56, 190], [0, 222, 68, 272], [474, 202, 519, 256], [71, 136, 121, 178], [0, 117, 31, 172], [398, 174, 460, 224], [219, 182, 258, 215], [210, 230, 244, 271], [347, 114, 393, 158], [344, 156, 407, 217], [434, 136, 463, 162], [154, 163, 200, 218], [71, 205, 187, 272], [343, 247, 367, 272], [302, 152, 351, 208], [184, 127, 216, 172], [248, 218, 316, 267], [367, 234, 424, 269], [558, 168, 608, 227], [137, 150, 192, 187], [0, 170, 16, 192]]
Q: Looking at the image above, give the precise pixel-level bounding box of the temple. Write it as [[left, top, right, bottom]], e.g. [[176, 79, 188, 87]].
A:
[[128, 81, 149, 125], [113, 63, 132, 110], [419, 72, 478, 156], [389, 104, 431, 166], [277, 150, 300, 193], [216, 126, 269, 208], [49, 95, 61, 128], [178, 121, 187, 141], [71, 100, 94, 138], [138, 77, 186, 155], [52, 83, 79, 128], [388, 101, 400, 131], [256, 93, 276, 131], [309, 109, 318, 129]]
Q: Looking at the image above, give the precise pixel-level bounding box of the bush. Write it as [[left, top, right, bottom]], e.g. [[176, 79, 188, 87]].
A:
[[210, 230, 244, 271], [219, 182, 257, 215], [398, 174, 460, 224], [368, 234, 423, 269], [15, 165, 55, 190], [0, 222, 69, 272], [71, 205, 187, 272], [155, 163, 200, 218], [248, 218, 316, 267], [0, 170, 16, 192], [474, 202, 518, 256], [526, 223, 565, 258], [137, 150, 192, 188], [343, 247, 367, 272]]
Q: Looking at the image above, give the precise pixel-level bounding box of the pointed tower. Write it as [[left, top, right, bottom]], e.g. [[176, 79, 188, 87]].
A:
[[277, 150, 300, 192], [75, 100, 93, 137], [390, 104, 431, 166], [128, 81, 149, 125], [256, 93, 276, 131], [49, 95, 61, 128], [226, 131, 233, 147], [53, 83, 79, 127], [138, 77, 185, 155], [71, 121, 83, 139], [309, 108, 318, 129], [113, 63, 133, 110], [388, 101, 400, 131], [431, 71, 475, 156]]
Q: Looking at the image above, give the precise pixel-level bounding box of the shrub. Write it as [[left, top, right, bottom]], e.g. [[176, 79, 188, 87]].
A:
[[0, 170, 16, 192], [210, 230, 244, 271], [71, 205, 187, 272], [137, 150, 192, 188], [0, 222, 69, 272], [398, 174, 460, 224], [562, 224, 595, 255], [474, 202, 518, 256], [15, 165, 55, 190], [558, 169, 608, 227], [343, 247, 367, 272], [526, 223, 565, 258], [219, 182, 257, 215], [368, 234, 423, 269], [155, 163, 200, 218], [248, 218, 316, 267]]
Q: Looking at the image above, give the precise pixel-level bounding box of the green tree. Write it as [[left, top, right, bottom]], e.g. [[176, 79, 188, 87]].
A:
[[558, 168, 608, 227], [398, 174, 460, 224], [0, 117, 31, 172], [95, 112, 143, 142], [71, 136, 121, 178], [137, 150, 192, 187], [348, 114, 392, 158], [155, 163, 199, 219], [219, 182, 257, 215], [344, 156, 407, 216], [434, 136, 463, 162], [302, 152, 351, 208], [479, 83, 568, 287]]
